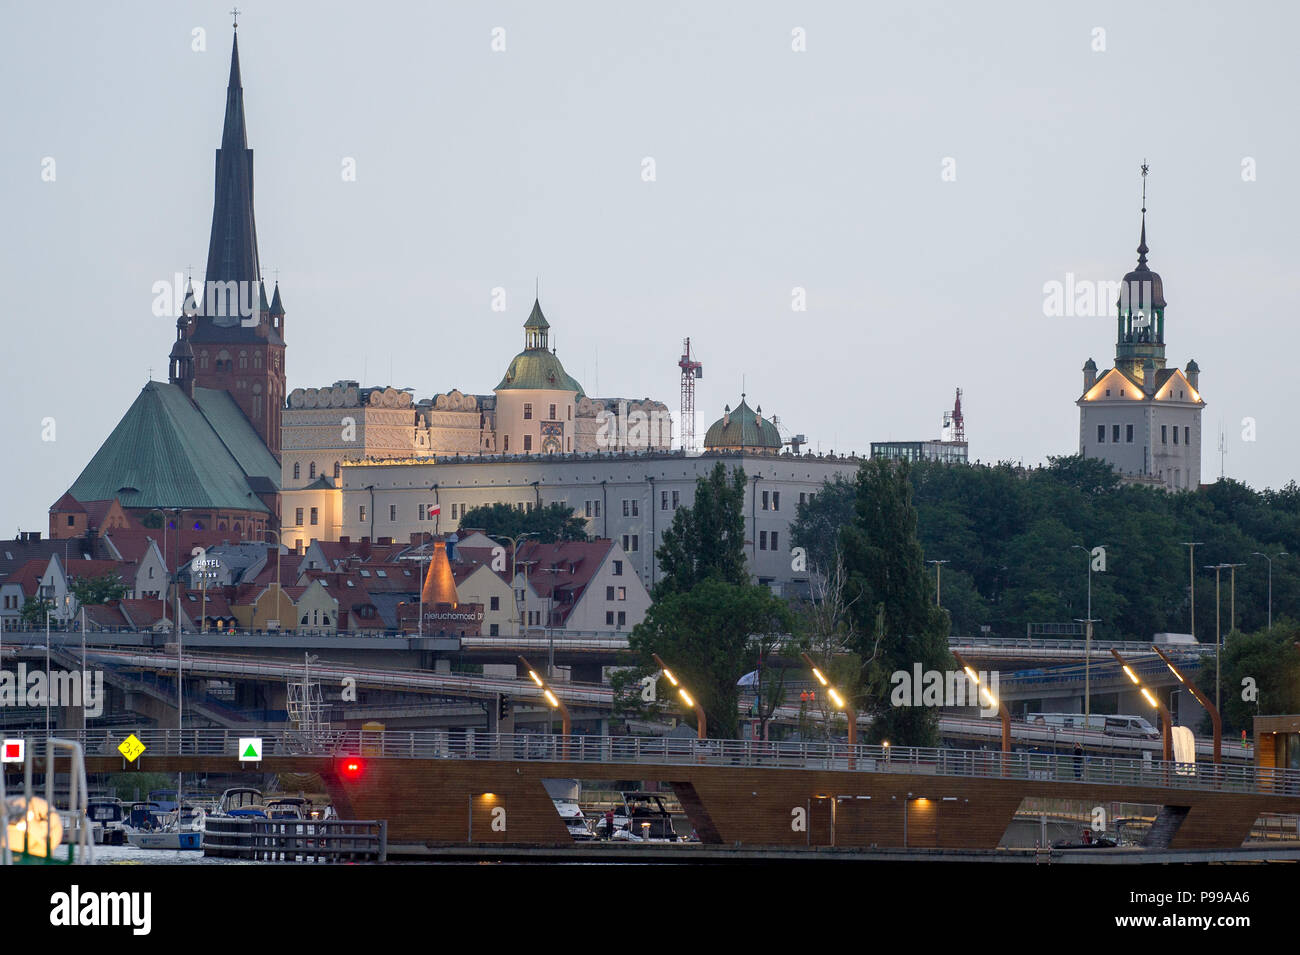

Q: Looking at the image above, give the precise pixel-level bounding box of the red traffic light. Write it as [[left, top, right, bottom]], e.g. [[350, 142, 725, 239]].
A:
[[340, 758, 364, 780]]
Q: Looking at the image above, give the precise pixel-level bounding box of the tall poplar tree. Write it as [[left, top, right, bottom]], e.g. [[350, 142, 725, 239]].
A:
[[841, 458, 953, 746]]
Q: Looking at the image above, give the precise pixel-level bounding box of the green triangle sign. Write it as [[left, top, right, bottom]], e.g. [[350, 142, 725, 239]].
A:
[[243, 743, 260, 758]]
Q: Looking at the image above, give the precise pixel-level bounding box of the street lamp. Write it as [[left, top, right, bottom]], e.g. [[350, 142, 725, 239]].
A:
[[1151, 643, 1221, 764], [491, 532, 537, 635], [952, 649, 1010, 769], [1110, 648, 1172, 761], [926, 559, 949, 607], [1181, 542, 1202, 642], [652, 653, 706, 739], [519, 655, 570, 749], [1250, 551, 1287, 630], [1071, 543, 1106, 720], [801, 651, 857, 769], [263, 529, 286, 632]]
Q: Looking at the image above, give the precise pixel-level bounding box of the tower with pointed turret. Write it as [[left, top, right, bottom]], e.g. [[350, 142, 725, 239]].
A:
[[1077, 166, 1205, 491], [177, 27, 286, 460]]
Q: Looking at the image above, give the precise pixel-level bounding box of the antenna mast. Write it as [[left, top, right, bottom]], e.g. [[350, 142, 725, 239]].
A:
[[942, 387, 965, 442]]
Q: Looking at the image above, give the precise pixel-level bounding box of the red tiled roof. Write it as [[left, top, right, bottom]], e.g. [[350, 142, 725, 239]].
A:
[[180, 588, 233, 619], [50, 492, 86, 514], [6, 558, 50, 598], [64, 558, 134, 581], [120, 598, 168, 629], [515, 540, 615, 626], [82, 602, 129, 629]]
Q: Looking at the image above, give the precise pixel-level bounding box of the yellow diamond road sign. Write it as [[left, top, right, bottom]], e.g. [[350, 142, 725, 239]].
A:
[[118, 734, 146, 762]]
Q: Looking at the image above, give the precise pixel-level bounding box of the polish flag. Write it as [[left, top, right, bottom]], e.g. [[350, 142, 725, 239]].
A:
[[428, 504, 441, 516]]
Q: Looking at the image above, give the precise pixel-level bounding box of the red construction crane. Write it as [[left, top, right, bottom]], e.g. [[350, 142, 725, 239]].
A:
[[679, 338, 703, 452]]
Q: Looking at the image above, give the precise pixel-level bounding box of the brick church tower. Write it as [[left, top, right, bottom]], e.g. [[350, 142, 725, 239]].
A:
[[179, 27, 286, 460]]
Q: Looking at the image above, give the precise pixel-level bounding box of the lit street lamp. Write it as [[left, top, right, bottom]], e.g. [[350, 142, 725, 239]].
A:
[[519, 655, 570, 753], [1151, 643, 1220, 764], [1110, 648, 1172, 761], [801, 651, 856, 769], [652, 653, 706, 739]]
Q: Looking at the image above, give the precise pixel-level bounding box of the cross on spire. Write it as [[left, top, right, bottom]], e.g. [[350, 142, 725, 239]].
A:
[[1140, 158, 1149, 213], [230, 7, 240, 27]]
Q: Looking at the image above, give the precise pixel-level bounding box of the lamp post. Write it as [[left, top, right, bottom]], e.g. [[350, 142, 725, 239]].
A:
[[1181, 541, 1202, 642], [490, 532, 537, 635], [519, 655, 570, 755], [800, 651, 856, 768], [1226, 563, 1245, 634], [411, 530, 433, 638], [652, 653, 707, 739], [953, 649, 1010, 770], [263, 529, 285, 632], [926, 559, 949, 607], [1250, 552, 1286, 631], [1152, 643, 1220, 764], [1071, 544, 1106, 720], [1110, 648, 1172, 761]]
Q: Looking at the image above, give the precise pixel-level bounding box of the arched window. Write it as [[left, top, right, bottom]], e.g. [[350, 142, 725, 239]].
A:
[[309, 462, 316, 479], [254, 352, 263, 370], [293, 462, 300, 479], [200, 351, 209, 370], [238, 351, 248, 370]]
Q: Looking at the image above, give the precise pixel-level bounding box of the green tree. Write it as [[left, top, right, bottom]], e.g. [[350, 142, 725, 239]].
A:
[[458, 502, 588, 543], [840, 458, 953, 747], [20, 595, 54, 629], [629, 579, 791, 739], [1195, 620, 1300, 737], [654, 461, 749, 599], [69, 572, 127, 607]]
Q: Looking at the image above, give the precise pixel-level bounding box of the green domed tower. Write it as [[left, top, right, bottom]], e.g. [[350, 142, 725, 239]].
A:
[[703, 396, 783, 454]]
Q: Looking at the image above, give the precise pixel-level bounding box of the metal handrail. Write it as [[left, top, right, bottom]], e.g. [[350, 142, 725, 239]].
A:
[[16, 728, 1300, 798]]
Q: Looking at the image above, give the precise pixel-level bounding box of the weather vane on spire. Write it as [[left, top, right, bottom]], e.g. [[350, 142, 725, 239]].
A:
[[1140, 159, 1149, 212], [231, 7, 241, 28]]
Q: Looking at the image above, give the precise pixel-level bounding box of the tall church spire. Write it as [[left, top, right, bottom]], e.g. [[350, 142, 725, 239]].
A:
[[204, 28, 261, 292]]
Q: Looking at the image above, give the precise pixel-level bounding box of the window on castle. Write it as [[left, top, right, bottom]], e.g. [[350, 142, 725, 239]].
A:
[[1126, 425, 1133, 443], [254, 352, 263, 369], [760, 531, 768, 550], [1112, 425, 1120, 443], [389, 504, 397, 521], [523, 403, 532, 420], [503, 435, 509, 452], [309, 462, 316, 479], [1161, 425, 1168, 444], [239, 352, 248, 370], [1184, 426, 1189, 445], [549, 404, 557, 420], [294, 462, 300, 479], [1173, 427, 1179, 445], [295, 508, 304, 526], [334, 462, 341, 480], [1097, 425, 1105, 443], [524, 435, 532, 451], [310, 508, 318, 526]]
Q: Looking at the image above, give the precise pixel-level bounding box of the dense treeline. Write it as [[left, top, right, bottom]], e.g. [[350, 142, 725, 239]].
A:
[[794, 455, 1300, 643]]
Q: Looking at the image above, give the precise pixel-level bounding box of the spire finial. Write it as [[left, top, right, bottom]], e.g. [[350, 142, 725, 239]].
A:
[[1136, 160, 1150, 268], [231, 6, 240, 28]]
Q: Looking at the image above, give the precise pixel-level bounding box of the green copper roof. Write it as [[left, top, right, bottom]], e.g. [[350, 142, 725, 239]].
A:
[[495, 349, 585, 395], [66, 381, 276, 512], [703, 397, 783, 451], [523, 298, 550, 330]]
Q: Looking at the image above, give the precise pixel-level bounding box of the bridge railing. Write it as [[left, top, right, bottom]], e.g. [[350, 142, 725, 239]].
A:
[[16, 729, 1300, 798]]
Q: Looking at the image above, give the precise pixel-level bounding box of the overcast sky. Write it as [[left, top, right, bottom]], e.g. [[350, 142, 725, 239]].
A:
[[3, 1, 1296, 533]]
